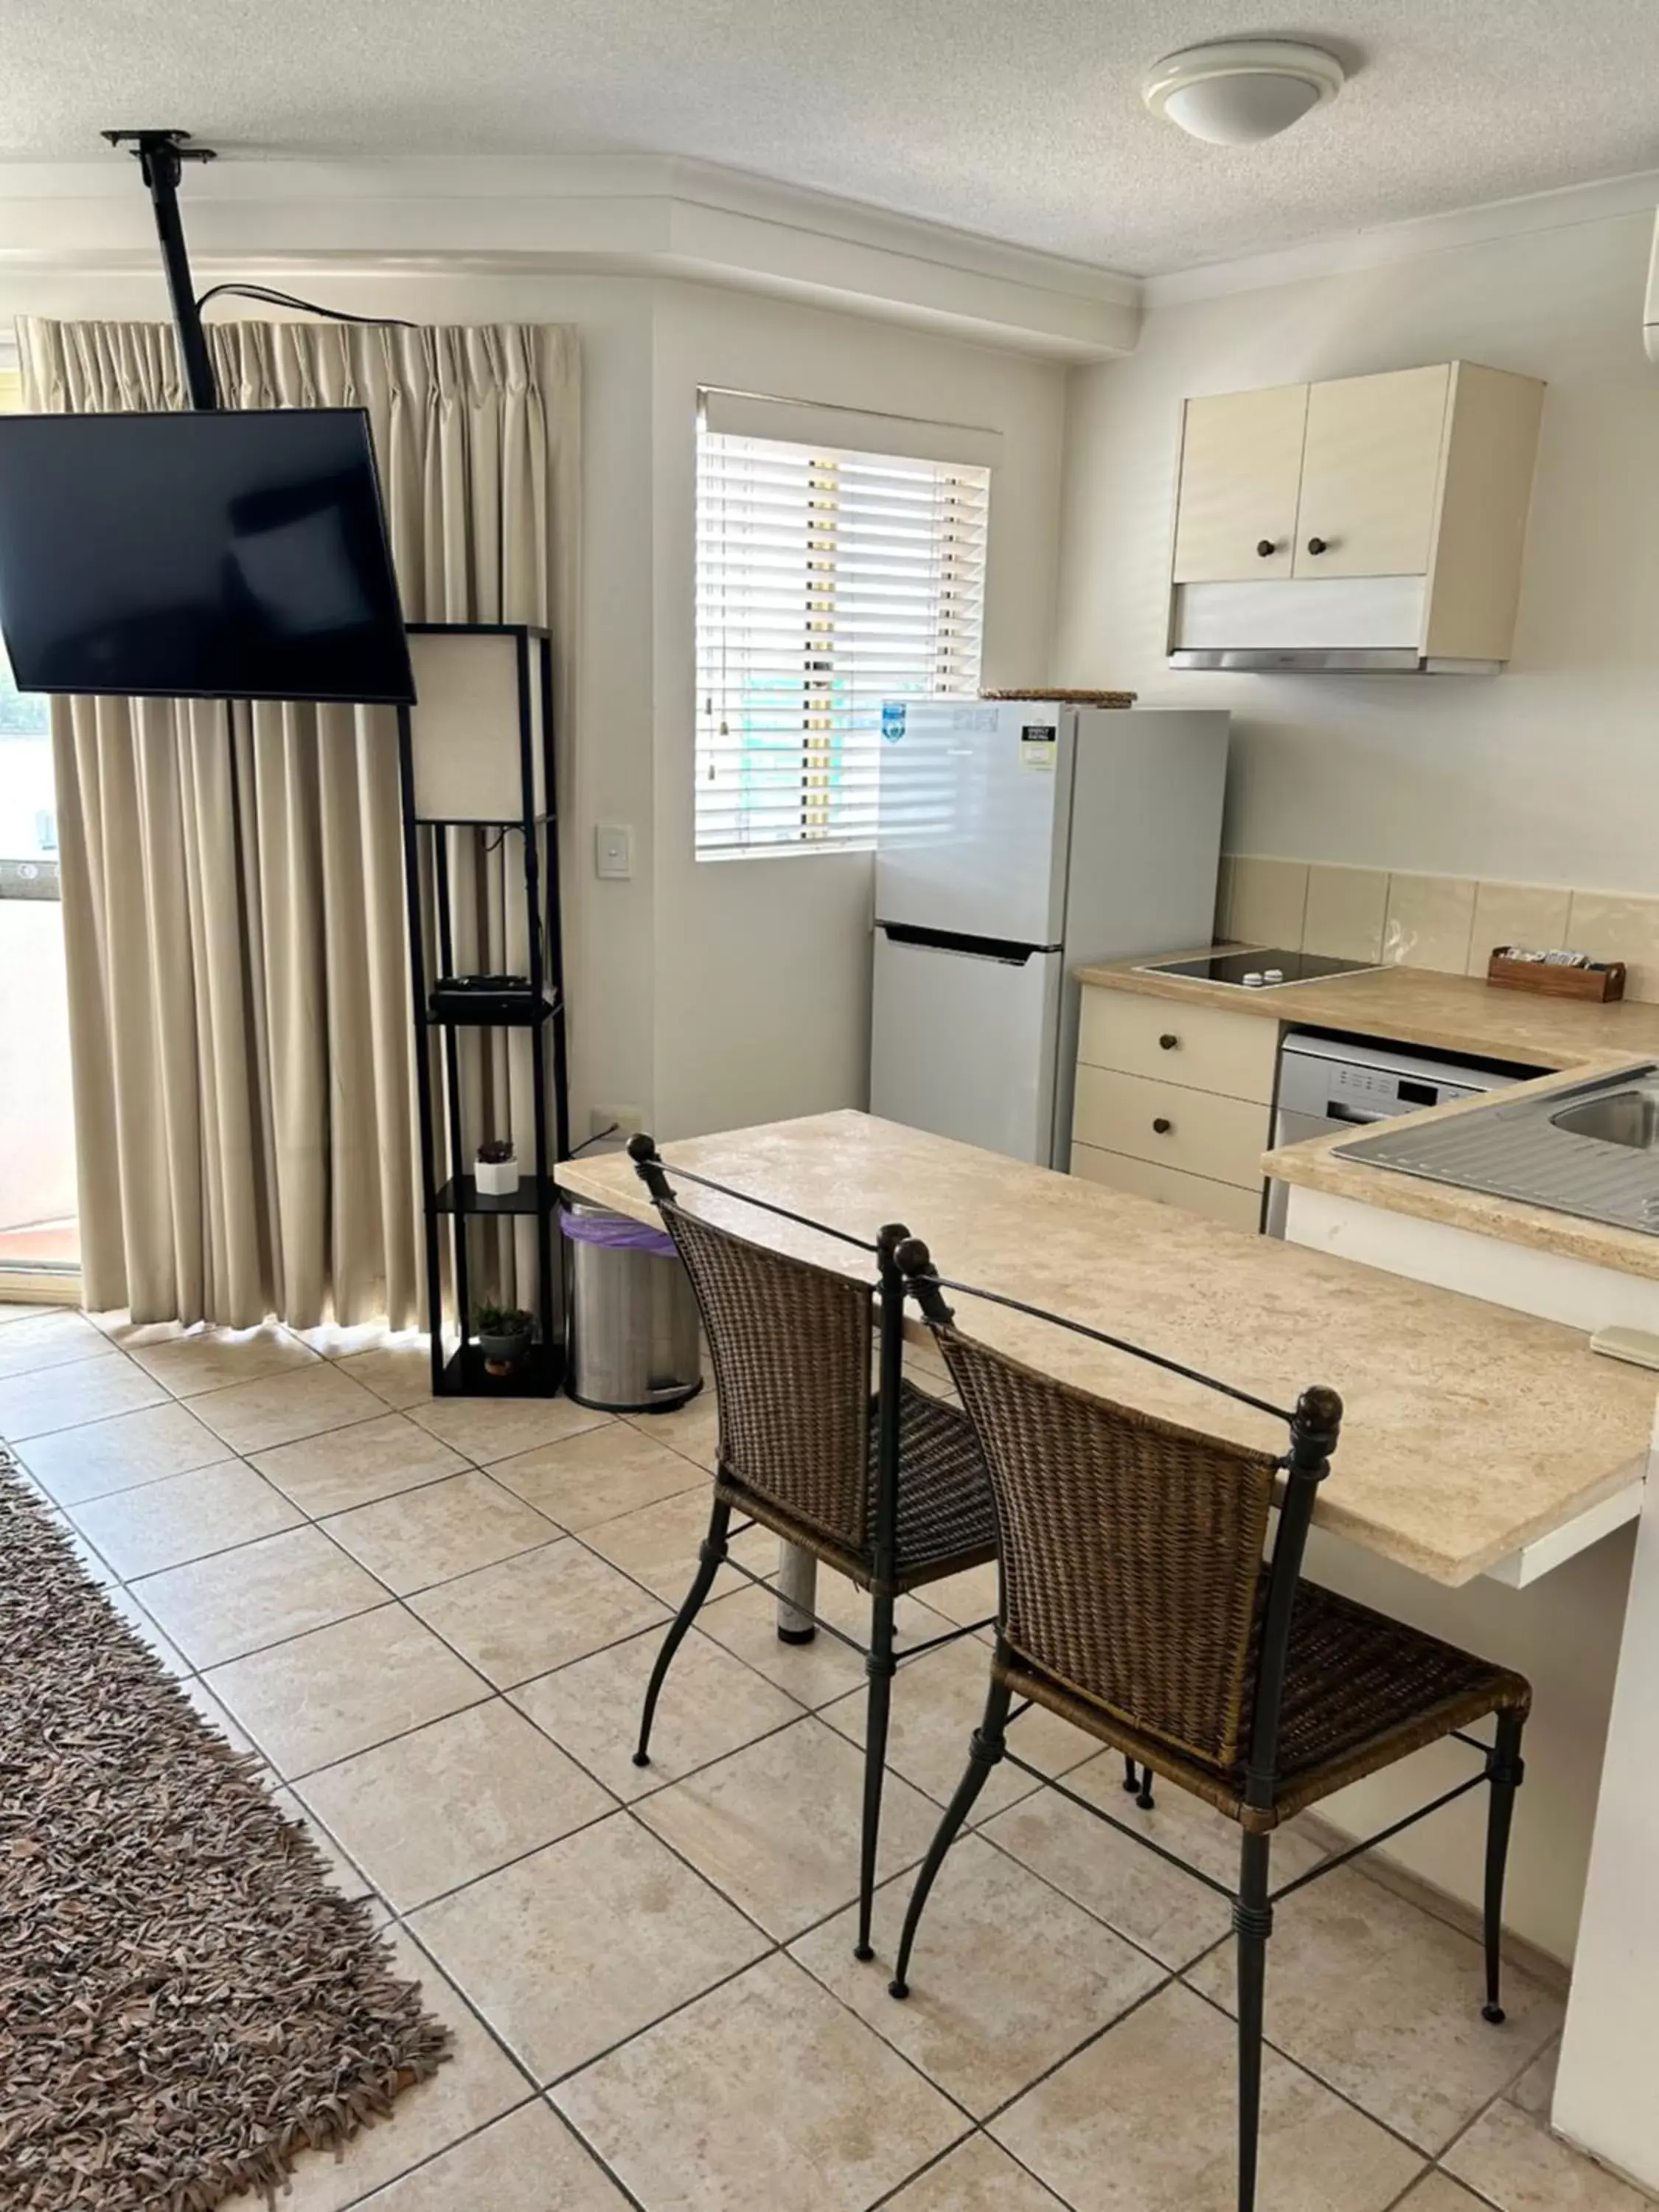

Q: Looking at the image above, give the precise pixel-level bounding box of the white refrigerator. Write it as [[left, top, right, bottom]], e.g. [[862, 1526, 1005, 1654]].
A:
[[870, 699, 1229, 1166]]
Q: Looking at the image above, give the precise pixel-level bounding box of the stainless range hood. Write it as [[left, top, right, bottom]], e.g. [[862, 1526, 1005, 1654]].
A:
[[1166, 578, 1503, 676]]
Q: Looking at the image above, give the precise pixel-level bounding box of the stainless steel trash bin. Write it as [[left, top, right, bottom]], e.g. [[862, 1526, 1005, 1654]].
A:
[[561, 1196, 703, 1413]]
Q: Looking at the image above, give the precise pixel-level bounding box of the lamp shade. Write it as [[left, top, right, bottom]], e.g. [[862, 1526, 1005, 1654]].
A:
[[1143, 41, 1344, 146]]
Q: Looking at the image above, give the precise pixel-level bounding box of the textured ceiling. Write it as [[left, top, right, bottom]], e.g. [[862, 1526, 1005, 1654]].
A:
[[7, 0, 1659, 274]]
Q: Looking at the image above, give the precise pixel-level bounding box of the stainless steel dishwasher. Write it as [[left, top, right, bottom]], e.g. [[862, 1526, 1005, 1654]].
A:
[[1265, 1032, 1536, 1237]]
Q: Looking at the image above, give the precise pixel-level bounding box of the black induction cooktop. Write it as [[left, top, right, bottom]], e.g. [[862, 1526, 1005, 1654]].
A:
[[1135, 947, 1381, 988]]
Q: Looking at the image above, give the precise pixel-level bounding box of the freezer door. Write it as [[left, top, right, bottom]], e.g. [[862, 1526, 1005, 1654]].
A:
[[871, 928, 1062, 1166], [874, 699, 1073, 945]]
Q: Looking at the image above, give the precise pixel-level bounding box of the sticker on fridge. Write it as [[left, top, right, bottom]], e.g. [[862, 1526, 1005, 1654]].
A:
[[881, 702, 906, 744], [1020, 723, 1057, 770]]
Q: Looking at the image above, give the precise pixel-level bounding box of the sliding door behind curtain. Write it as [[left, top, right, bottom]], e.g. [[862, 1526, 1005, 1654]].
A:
[[17, 317, 579, 1329]]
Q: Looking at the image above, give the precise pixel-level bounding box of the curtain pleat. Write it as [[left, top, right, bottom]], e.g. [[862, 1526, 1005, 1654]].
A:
[[17, 317, 580, 1329]]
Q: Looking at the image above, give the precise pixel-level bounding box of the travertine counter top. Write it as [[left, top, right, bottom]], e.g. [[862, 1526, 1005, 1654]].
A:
[[1263, 1059, 1659, 1282], [1075, 950, 1659, 1070], [560, 1110, 1655, 1588]]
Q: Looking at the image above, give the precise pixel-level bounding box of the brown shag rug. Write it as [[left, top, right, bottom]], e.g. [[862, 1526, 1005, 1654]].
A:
[[0, 1453, 451, 2210]]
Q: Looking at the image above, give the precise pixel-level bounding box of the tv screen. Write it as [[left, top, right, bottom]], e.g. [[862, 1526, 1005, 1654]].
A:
[[0, 407, 414, 706]]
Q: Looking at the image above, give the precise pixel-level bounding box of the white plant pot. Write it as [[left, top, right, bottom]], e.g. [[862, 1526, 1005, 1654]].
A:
[[476, 1156, 520, 1197]]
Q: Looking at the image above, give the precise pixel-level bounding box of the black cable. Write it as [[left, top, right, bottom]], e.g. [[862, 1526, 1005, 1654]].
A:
[[193, 281, 416, 330], [564, 1122, 619, 1160]]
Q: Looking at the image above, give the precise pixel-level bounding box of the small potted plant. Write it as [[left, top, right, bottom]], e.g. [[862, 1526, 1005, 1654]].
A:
[[476, 1136, 518, 1198], [475, 1301, 533, 1378]]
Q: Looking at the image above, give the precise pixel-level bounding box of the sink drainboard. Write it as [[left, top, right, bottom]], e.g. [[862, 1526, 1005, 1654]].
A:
[[1332, 1064, 1659, 1237]]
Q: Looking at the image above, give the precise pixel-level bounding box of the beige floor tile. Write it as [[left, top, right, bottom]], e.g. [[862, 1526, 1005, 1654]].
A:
[[290, 1319, 408, 1357], [793, 1834, 1164, 2117], [1509, 2039, 1559, 2119], [917, 1559, 1001, 1628], [18, 1399, 238, 1506], [190, 1366, 386, 1453], [335, 1340, 437, 1411], [323, 1470, 559, 1596], [0, 1353, 166, 1440], [621, 1388, 719, 1471], [251, 1411, 468, 1517], [511, 1623, 803, 1802], [134, 1523, 386, 1670], [821, 1635, 1094, 1821], [983, 1753, 1327, 1971], [556, 1954, 964, 2211], [1444, 2097, 1653, 2211], [105, 1582, 191, 1674], [129, 1325, 321, 1398], [407, 1393, 613, 1464], [634, 1716, 942, 1941], [52, 1509, 118, 1585], [207, 1603, 490, 1775], [299, 1700, 616, 1912], [411, 1810, 768, 2083], [802, 1567, 956, 1651], [884, 2135, 1065, 2211], [410, 1539, 668, 1689], [992, 1980, 1424, 2212], [355, 2101, 631, 2210], [578, 1485, 746, 1603], [1186, 1865, 1564, 2154], [1395, 2179, 1489, 2211], [0, 1307, 114, 1380], [71, 1458, 302, 1580], [268, 1785, 375, 1901], [488, 1421, 704, 1532], [698, 1582, 871, 1706], [215, 1927, 529, 2212], [179, 1673, 258, 1755], [0, 1299, 60, 1324]]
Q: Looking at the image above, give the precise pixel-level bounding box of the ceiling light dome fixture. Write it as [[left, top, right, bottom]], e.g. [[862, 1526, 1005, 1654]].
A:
[[1142, 39, 1344, 145]]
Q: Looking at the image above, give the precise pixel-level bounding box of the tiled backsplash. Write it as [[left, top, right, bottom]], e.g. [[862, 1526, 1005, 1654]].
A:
[[1218, 858, 1659, 1004]]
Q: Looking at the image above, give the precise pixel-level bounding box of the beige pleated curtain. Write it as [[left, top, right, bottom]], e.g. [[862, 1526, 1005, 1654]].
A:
[[17, 318, 579, 1329]]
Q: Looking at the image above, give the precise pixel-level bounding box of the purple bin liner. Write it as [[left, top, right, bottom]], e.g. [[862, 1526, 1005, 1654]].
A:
[[559, 1202, 678, 1259]]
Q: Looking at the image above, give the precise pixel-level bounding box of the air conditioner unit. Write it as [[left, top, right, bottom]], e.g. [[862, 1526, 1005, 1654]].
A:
[[1646, 212, 1659, 364]]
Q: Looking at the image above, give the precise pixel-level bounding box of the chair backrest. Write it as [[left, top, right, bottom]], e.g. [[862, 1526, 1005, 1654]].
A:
[[660, 1200, 874, 1557], [936, 1326, 1284, 1774]]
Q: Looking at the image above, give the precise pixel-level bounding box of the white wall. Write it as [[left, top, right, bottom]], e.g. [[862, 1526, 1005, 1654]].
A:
[[1054, 209, 1659, 895], [647, 281, 1066, 1140], [1, 261, 1066, 1150]]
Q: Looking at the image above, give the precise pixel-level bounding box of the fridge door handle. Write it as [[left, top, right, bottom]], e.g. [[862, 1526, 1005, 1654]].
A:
[[877, 921, 1043, 965]]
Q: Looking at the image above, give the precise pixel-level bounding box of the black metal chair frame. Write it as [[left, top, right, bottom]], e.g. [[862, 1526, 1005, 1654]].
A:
[[623, 1139, 995, 1960], [887, 1237, 1527, 2212]]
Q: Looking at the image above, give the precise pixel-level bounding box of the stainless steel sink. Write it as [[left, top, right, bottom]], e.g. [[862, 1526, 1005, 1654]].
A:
[[1551, 1085, 1659, 1152], [1333, 1063, 1659, 1236]]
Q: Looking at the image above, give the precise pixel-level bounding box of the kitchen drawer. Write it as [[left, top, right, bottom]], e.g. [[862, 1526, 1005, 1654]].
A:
[[1073, 1065, 1271, 1187], [1077, 987, 1279, 1105], [1071, 1141, 1265, 1232]]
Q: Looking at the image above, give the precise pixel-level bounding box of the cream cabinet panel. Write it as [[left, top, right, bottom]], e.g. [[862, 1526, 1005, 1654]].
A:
[[1072, 1066, 1271, 1188], [1077, 985, 1279, 1105], [1292, 366, 1452, 580], [1172, 385, 1307, 582], [1071, 1141, 1265, 1231]]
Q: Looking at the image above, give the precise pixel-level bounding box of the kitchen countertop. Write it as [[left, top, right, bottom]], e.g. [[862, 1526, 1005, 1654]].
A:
[[559, 1110, 1655, 1588], [1074, 950, 1659, 1070]]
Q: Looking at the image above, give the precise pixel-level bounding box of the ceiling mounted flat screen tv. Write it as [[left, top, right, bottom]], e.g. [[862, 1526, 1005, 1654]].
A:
[[0, 407, 414, 706]]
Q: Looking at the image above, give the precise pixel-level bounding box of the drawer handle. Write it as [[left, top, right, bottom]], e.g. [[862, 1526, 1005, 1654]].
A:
[[1306, 535, 1329, 556], [1158, 1032, 1180, 1050], [1152, 1116, 1173, 1135], [1255, 538, 1276, 558]]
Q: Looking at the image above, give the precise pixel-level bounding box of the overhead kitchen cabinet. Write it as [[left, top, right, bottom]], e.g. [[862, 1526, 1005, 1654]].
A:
[[1169, 361, 1544, 672]]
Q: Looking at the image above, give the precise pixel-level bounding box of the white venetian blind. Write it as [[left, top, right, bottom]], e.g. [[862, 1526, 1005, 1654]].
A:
[[695, 416, 991, 858]]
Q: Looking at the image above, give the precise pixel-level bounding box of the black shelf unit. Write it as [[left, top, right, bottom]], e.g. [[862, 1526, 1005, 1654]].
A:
[[396, 622, 570, 1398]]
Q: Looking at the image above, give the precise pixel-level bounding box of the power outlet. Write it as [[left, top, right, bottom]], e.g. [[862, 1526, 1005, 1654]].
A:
[[589, 1103, 644, 1142]]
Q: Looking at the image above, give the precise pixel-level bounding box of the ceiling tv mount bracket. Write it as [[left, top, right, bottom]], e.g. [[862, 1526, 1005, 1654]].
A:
[[102, 128, 219, 412]]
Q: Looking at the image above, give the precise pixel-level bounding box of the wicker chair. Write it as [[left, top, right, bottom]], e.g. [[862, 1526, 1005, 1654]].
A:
[[888, 1238, 1531, 2212], [623, 1139, 998, 1958]]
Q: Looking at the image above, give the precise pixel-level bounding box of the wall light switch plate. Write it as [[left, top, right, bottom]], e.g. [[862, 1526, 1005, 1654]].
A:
[[595, 824, 633, 880]]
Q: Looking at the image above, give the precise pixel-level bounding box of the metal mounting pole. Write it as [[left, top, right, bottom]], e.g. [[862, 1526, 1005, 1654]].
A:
[[102, 128, 218, 411]]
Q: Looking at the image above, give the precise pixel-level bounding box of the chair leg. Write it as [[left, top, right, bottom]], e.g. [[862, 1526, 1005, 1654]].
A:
[[855, 1589, 897, 1961], [1481, 1709, 1527, 2025], [1235, 1829, 1273, 2212], [633, 1498, 731, 1767], [889, 1673, 1012, 1999], [1121, 1755, 1139, 1795]]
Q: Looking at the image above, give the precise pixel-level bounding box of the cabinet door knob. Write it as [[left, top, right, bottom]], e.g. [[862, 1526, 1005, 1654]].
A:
[[1158, 1032, 1179, 1050], [1306, 535, 1329, 556], [1256, 538, 1276, 558], [1152, 1116, 1173, 1135]]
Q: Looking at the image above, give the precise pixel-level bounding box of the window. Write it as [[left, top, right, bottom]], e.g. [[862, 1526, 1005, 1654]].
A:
[[695, 409, 990, 858]]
